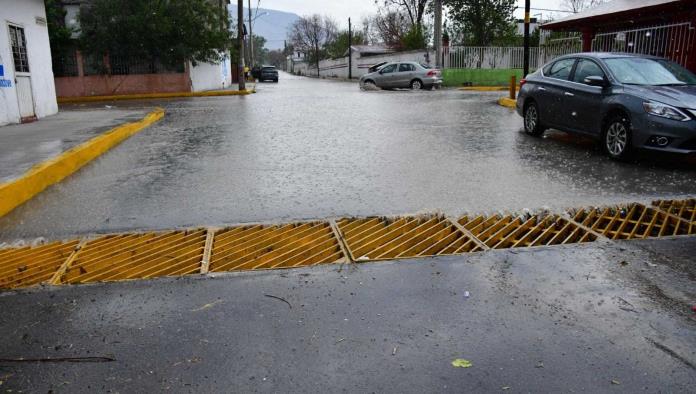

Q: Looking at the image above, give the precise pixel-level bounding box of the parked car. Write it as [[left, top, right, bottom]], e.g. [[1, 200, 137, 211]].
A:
[[517, 52, 696, 160], [368, 62, 388, 73], [360, 61, 442, 90], [259, 66, 279, 82]]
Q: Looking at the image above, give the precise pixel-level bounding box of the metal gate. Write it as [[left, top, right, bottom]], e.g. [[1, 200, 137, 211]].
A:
[[592, 22, 695, 67]]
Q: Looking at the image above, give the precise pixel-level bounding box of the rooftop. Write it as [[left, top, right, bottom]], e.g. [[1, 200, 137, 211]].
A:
[[542, 0, 684, 30]]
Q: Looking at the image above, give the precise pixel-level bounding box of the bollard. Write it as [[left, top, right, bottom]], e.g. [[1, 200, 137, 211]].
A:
[[510, 75, 517, 100]]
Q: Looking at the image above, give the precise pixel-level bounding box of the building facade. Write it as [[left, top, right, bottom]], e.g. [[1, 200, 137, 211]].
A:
[[542, 0, 696, 73], [0, 0, 58, 126]]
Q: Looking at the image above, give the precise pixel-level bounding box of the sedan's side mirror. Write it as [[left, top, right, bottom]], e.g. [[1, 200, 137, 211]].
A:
[[584, 75, 608, 87]]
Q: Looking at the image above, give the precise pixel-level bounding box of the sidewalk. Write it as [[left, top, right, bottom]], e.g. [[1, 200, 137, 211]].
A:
[[0, 108, 151, 183]]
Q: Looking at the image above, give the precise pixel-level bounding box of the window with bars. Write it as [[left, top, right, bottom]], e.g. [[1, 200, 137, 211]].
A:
[[9, 25, 30, 73]]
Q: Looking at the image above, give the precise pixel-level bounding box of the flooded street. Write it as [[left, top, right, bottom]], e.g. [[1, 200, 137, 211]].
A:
[[1, 72, 695, 240]]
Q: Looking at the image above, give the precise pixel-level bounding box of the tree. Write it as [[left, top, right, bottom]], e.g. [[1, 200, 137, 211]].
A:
[[288, 14, 338, 75], [377, 0, 431, 32], [444, 0, 516, 46], [561, 0, 607, 13], [250, 35, 269, 66], [325, 30, 366, 59], [78, 0, 233, 68], [267, 49, 286, 69], [371, 12, 410, 49], [45, 0, 76, 76]]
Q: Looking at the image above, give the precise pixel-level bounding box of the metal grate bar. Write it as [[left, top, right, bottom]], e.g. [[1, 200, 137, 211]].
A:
[[459, 214, 596, 249], [61, 230, 206, 284], [210, 222, 344, 272], [0, 240, 79, 289], [569, 204, 693, 240], [652, 199, 696, 232], [338, 215, 479, 261]]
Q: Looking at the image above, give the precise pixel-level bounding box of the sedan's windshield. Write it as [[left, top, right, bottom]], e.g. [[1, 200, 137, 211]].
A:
[[604, 57, 696, 86]]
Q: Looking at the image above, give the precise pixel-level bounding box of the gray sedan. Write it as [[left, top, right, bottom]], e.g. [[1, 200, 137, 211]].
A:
[[360, 62, 442, 90], [517, 52, 696, 160]]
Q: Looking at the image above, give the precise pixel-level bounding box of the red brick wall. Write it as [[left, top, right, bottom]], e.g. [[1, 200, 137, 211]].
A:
[[55, 73, 191, 97]]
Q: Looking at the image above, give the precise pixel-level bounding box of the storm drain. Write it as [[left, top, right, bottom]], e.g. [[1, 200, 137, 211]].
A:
[[60, 230, 207, 284], [337, 215, 480, 261], [209, 222, 344, 272], [459, 214, 597, 249], [0, 240, 79, 289], [568, 203, 693, 240], [653, 199, 696, 227]]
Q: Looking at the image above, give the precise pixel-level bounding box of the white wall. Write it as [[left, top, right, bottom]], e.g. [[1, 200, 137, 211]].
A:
[[189, 52, 232, 92], [0, 0, 58, 126], [303, 49, 435, 80]]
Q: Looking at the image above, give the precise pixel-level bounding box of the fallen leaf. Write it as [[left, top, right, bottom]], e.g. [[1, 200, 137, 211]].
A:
[[502, 386, 511, 390], [451, 358, 472, 368], [192, 300, 223, 312], [611, 379, 621, 385]]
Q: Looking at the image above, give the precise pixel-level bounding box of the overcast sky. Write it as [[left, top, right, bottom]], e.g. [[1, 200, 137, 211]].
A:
[[255, 0, 571, 28]]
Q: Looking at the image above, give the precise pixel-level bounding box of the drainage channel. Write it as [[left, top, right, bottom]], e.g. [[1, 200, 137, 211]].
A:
[[0, 199, 694, 290]]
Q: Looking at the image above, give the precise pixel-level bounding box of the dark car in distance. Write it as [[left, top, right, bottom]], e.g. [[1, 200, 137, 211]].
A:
[[516, 53, 696, 160], [259, 66, 279, 82]]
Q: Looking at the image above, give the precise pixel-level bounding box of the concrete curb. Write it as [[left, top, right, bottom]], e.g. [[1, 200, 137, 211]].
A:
[[0, 108, 165, 218], [57, 89, 255, 104], [497, 97, 517, 108], [458, 86, 507, 91]]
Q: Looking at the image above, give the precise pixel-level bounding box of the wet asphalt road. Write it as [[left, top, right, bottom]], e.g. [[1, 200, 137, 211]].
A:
[[1, 72, 696, 240], [1, 237, 695, 392]]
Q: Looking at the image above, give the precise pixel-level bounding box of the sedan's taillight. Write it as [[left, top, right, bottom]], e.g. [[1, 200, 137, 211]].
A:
[[520, 79, 527, 88], [427, 70, 439, 77]]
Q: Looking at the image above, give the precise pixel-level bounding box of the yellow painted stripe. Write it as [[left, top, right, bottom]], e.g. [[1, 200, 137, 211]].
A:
[[0, 108, 165, 218], [58, 89, 256, 104]]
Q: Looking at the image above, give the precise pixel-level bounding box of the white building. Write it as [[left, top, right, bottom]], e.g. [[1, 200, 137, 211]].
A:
[[0, 0, 58, 126]]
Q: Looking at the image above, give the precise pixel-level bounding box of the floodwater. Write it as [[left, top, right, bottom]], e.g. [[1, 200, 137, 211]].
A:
[[1, 72, 695, 241]]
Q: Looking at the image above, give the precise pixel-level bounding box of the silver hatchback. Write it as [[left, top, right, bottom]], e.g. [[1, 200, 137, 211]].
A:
[[360, 61, 442, 90]]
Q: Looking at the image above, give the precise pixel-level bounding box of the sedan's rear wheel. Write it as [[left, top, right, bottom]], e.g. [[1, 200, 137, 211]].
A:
[[410, 79, 423, 90], [603, 115, 632, 160], [523, 101, 545, 136]]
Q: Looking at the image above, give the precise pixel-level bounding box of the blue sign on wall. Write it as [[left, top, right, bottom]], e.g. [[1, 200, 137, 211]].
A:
[[0, 65, 4, 77], [0, 79, 12, 88]]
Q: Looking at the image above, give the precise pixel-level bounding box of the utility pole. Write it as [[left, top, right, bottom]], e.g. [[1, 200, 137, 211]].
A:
[[523, 0, 531, 78], [238, 0, 246, 90], [434, 0, 442, 69], [348, 18, 352, 79], [248, 0, 254, 67]]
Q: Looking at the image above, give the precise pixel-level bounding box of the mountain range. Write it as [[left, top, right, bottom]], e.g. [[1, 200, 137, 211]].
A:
[[228, 7, 300, 50]]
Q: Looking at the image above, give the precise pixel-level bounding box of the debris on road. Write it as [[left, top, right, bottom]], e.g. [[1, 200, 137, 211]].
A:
[[192, 300, 223, 312], [264, 294, 292, 309], [0, 356, 115, 363], [451, 358, 472, 368]]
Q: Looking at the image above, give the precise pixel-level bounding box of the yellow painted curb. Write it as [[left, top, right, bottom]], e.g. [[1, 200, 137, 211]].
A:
[[58, 89, 256, 104], [458, 86, 520, 92], [0, 108, 165, 218], [497, 97, 517, 109]]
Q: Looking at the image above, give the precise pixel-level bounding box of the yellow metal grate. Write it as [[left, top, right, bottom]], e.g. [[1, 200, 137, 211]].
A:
[[337, 215, 480, 261], [569, 204, 693, 240], [210, 222, 344, 272], [459, 214, 597, 249], [652, 199, 696, 228], [0, 240, 78, 289], [60, 230, 207, 284]]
